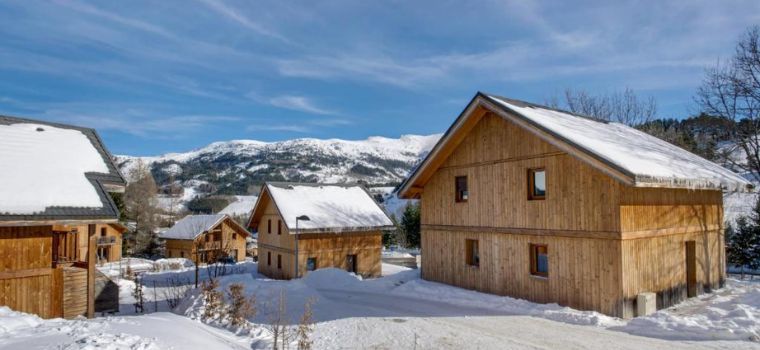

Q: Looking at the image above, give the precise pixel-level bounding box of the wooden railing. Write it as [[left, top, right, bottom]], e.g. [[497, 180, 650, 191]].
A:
[[97, 236, 117, 245]]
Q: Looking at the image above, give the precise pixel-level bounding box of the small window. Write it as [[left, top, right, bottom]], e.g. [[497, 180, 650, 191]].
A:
[[232, 233, 237, 240], [306, 257, 317, 271], [100, 227, 107, 237], [268, 219, 272, 234], [214, 232, 221, 241], [455, 176, 468, 202], [278, 220, 282, 235], [465, 239, 479, 267], [180, 251, 184, 258], [205, 234, 210, 242], [530, 244, 548, 277], [528, 168, 546, 200], [277, 254, 282, 269], [267, 252, 271, 266]]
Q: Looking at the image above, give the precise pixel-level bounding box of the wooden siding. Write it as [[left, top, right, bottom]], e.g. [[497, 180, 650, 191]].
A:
[[62, 266, 88, 319], [421, 113, 622, 234], [297, 231, 382, 278], [421, 229, 624, 316]]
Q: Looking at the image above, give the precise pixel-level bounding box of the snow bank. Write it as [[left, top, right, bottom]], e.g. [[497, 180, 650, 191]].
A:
[[0, 307, 43, 335], [0, 123, 110, 214], [615, 278, 760, 341]]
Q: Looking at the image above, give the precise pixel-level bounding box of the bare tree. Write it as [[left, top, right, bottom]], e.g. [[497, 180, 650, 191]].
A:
[[266, 289, 291, 350], [226, 283, 257, 328], [547, 88, 657, 126], [697, 26, 760, 183], [124, 159, 160, 256], [296, 297, 316, 350]]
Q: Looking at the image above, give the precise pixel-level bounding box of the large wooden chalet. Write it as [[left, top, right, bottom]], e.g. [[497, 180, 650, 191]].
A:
[[0, 116, 126, 319], [248, 183, 394, 279], [399, 92, 752, 318]]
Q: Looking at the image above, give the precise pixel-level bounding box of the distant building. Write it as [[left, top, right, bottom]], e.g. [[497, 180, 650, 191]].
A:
[[0, 116, 126, 319], [399, 92, 752, 318], [248, 183, 394, 280], [160, 214, 249, 263]]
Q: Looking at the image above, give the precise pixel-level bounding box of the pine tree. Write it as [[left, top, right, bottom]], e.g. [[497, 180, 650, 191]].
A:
[[401, 203, 421, 248], [727, 196, 760, 279]]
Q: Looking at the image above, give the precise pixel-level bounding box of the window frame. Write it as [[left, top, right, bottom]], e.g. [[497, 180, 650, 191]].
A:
[[278, 220, 282, 235], [528, 168, 546, 201], [100, 227, 107, 237], [465, 239, 480, 267], [530, 244, 549, 278], [455, 175, 469, 203], [306, 257, 317, 271], [277, 254, 282, 269], [267, 252, 271, 266]]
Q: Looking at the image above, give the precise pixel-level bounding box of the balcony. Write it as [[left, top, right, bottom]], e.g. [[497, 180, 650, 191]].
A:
[[97, 236, 117, 245]]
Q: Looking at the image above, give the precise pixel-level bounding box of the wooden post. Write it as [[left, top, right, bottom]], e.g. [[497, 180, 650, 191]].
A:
[[87, 224, 96, 318]]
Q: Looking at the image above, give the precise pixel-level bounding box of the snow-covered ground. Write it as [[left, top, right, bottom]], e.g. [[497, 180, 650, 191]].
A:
[[4, 262, 760, 349]]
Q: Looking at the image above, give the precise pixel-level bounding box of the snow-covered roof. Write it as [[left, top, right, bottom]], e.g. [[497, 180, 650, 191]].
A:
[[0, 116, 126, 221], [160, 214, 227, 240], [218, 195, 258, 217], [255, 183, 394, 233], [400, 93, 752, 196]]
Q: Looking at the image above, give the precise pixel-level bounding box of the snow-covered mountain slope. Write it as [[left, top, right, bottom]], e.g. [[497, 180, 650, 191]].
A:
[[115, 134, 441, 202]]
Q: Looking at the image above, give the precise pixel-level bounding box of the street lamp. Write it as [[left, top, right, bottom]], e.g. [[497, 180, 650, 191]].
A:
[[294, 215, 310, 278]]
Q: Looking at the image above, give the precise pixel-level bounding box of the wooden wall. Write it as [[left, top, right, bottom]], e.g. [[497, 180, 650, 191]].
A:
[[76, 224, 123, 263], [421, 113, 622, 235], [297, 231, 382, 278]]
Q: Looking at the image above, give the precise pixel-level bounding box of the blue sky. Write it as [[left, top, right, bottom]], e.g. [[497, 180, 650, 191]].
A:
[[0, 1, 758, 155]]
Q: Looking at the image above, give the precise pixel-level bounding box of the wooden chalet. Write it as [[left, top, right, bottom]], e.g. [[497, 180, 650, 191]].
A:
[[160, 214, 249, 264], [247, 183, 394, 280], [0, 116, 126, 319], [398, 92, 753, 318]]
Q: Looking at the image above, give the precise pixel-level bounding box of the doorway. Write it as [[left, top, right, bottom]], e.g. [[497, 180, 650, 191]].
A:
[[346, 254, 357, 274], [685, 241, 697, 298]]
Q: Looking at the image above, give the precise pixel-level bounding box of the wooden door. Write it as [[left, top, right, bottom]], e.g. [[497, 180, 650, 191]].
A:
[[685, 241, 697, 298]]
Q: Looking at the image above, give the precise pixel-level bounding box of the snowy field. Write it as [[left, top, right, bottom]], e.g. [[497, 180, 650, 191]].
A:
[[2, 262, 760, 349]]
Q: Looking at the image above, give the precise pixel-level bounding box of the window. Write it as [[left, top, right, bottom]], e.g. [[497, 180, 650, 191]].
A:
[[530, 244, 548, 277], [455, 176, 468, 202], [528, 168, 546, 200], [277, 254, 282, 269], [180, 251, 184, 258], [232, 233, 237, 240], [267, 252, 271, 266], [213, 232, 221, 241], [465, 239, 479, 267], [268, 219, 272, 234], [306, 257, 317, 271], [205, 234, 210, 242], [278, 220, 282, 235], [346, 254, 357, 273], [100, 227, 107, 237]]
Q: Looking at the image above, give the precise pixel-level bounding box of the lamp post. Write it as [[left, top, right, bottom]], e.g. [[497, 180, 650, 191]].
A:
[[294, 215, 310, 278]]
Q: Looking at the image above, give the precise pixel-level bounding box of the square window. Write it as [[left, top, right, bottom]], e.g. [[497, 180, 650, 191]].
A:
[[465, 239, 479, 267], [306, 257, 317, 271], [528, 169, 546, 200], [232, 233, 237, 240], [455, 176, 469, 202], [530, 244, 548, 277]]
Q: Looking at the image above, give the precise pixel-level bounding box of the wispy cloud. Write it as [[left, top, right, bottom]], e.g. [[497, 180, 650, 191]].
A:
[[195, 0, 289, 42], [246, 91, 339, 115], [246, 124, 310, 133]]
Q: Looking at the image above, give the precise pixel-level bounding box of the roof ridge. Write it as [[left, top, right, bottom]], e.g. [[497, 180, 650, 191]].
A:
[[479, 92, 611, 124]]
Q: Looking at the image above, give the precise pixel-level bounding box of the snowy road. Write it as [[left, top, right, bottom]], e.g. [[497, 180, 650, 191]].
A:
[[312, 287, 760, 350]]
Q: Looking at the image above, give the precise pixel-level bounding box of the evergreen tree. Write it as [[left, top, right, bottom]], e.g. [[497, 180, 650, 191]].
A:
[[727, 196, 760, 279], [401, 203, 421, 248]]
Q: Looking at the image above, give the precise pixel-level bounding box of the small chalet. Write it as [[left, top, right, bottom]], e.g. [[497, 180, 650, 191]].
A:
[[247, 183, 394, 280], [0, 116, 126, 319], [399, 92, 752, 318], [160, 214, 249, 264]]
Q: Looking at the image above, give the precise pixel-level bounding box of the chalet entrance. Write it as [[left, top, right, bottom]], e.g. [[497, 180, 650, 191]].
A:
[[685, 241, 697, 298]]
